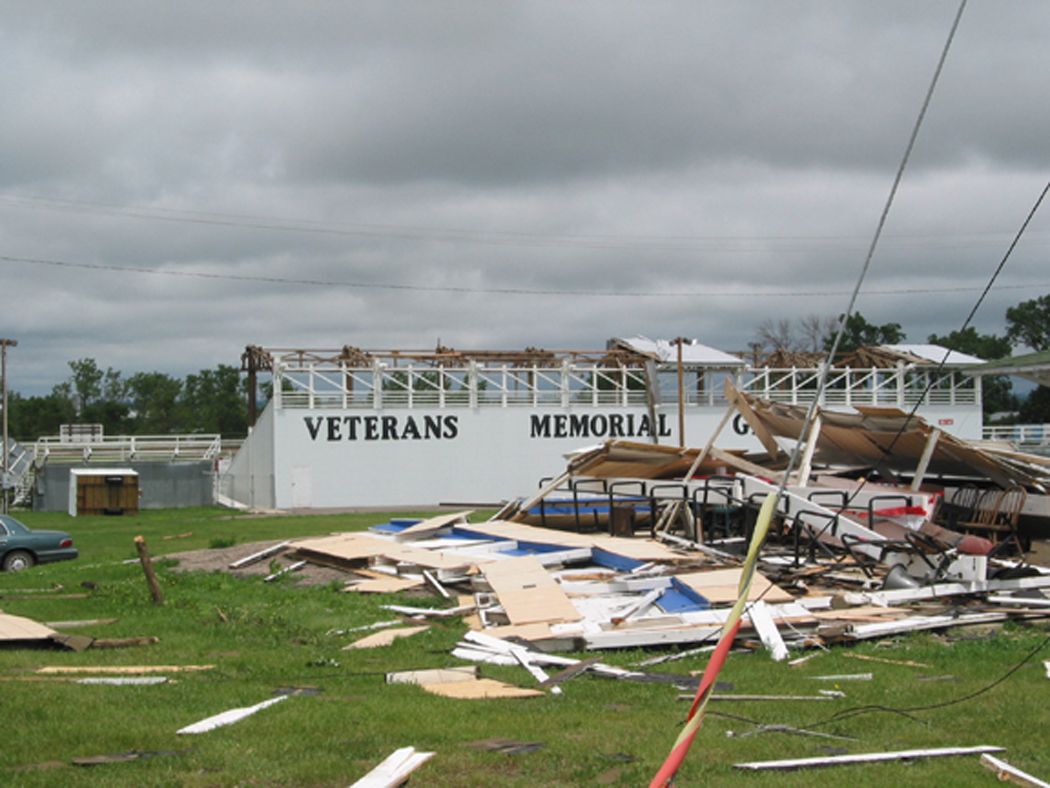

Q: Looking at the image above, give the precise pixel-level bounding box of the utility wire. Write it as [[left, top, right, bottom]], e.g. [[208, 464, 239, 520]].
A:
[[772, 0, 969, 498], [1, 192, 1045, 254], [2, 253, 1041, 300]]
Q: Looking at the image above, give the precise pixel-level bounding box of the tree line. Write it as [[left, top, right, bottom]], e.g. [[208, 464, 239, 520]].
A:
[[5, 294, 1048, 440], [7, 360, 249, 440]]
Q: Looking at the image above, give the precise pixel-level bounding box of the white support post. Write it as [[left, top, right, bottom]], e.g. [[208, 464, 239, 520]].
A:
[[561, 360, 570, 408], [372, 361, 383, 410], [341, 361, 348, 409], [795, 414, 821, 486], [468, 361, 478, 409], [910, 428, 940, 492]]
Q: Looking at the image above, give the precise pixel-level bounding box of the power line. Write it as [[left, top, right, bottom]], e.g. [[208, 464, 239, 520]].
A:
[[1, 253, 1043, 299], [0, 193, 1044, 255]]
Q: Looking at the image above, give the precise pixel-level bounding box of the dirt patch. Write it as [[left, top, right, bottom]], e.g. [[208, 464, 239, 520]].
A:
[[164, 541, 349, 586]]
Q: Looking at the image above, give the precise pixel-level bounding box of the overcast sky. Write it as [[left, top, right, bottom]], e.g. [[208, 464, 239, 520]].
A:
[[1, 1, 1047, 394]]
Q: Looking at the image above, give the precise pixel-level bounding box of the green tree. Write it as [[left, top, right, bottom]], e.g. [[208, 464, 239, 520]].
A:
[[927, 327, 1016, 416], [67, 358, 103, 413], [127, 372, 184, 434], [824, 312, 905, 354], [7, 391, 76, 440], [1005, 293, 1050, 351], [180, 365, 247, 435]]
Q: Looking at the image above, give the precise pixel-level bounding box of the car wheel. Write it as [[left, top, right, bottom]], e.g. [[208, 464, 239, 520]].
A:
[[2, 550, 35, 572]]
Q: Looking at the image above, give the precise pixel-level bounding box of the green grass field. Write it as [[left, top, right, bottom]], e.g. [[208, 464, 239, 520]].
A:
[[0, 507, 1047, 786]]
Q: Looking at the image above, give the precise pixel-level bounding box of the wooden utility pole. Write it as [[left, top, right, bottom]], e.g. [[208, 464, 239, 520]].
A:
[[1, 338, 17, 514]]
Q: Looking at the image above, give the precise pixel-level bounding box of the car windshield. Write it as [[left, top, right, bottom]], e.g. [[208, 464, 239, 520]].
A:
[[0, 516, 28, 534]]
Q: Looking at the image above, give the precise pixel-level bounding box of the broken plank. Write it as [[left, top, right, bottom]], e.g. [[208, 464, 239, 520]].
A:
[[748, 600, 789, 661], [177, 695, 288, 735], [980, 754, 1050, 788], [350, 746, 434, 788], [37, 664, 213, 674], [90, 636, 159, 649], [229, 541, 290, 569], [264, 560, 306, 582], [842, 652, 930, 669], [386, 666, 478, 686], [45, 618, 118, 629], [734, 745, 1004, 771], [343, 626, 429, 650]]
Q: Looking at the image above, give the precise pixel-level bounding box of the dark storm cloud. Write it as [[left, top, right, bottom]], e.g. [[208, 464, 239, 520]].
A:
[[0, 1, 1047, 393]]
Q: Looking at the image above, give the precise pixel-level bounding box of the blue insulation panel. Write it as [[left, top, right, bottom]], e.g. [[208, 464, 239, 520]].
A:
[[656, 578, 710, 613], [590, 546, 644, 572]]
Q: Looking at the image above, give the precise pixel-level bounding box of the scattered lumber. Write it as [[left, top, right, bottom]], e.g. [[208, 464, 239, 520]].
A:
[[350, 746, 434, 788], [980, 754, 1050, 788], [229, 541, 290, 569], [37, 665, 214, 675], [733, 745, 1005, 771], [177, 695, 288, 735], [343, 626, 429, 650]]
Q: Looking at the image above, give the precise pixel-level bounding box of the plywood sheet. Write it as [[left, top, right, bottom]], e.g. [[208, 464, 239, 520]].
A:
[[0, 613, 57, 642], [676, 568, 793, 604], [344, 576, 424, 594], [291, 533, 395, 563], [420, 678, 544, 699], [395, 511, 473, 539], [343, 625, 429, 650], [482, 557, 581, 625]]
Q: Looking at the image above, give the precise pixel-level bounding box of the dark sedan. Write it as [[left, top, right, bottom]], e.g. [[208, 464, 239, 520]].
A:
[[0, 515, 78, 571]]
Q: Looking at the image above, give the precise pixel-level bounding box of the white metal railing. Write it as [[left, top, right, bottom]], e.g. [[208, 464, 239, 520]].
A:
[[33, 434, 223, 464], [982, 424, 1049, 448], [273, 361, 979, 411]]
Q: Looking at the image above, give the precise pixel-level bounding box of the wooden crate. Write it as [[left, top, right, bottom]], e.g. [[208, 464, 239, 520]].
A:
[[69, 470, 139, 516]]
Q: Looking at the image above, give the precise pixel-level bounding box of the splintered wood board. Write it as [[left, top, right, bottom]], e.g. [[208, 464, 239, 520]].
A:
[[343, 626, 429, 650], [482, 557, 582, 625], [676, 568, 793, 604], [0, 613, 57, 642], [420, 678, 544, 699]]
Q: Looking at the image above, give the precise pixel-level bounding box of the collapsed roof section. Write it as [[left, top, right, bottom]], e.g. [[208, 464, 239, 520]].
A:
[[730, 386, 1048, 491]]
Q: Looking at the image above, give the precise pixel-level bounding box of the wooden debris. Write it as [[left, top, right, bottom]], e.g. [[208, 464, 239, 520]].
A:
[[734, 745, 1004, 771], [44, 618, 118, 629], [91, 636, 159, 649], [161, 532, 194, 541], [75, 677, 168, 686], [343, 626, 429, 650], [134, 536, 165, 606], [177, 695, 288, 734], [0, 614, 95, 651], [386, 666, 478, 685], [345, 576, 424, 594], [843, 652, 930, 669], [747, 600, 789, 661], [420, 678, 544, 699], [37, 664, 214, 675], [350, 746, 434, 788], [980, 753, 1050, 788], [229, 541, 290, 569], [807, 673, 873, 682], [264, 560, 306, 582]]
